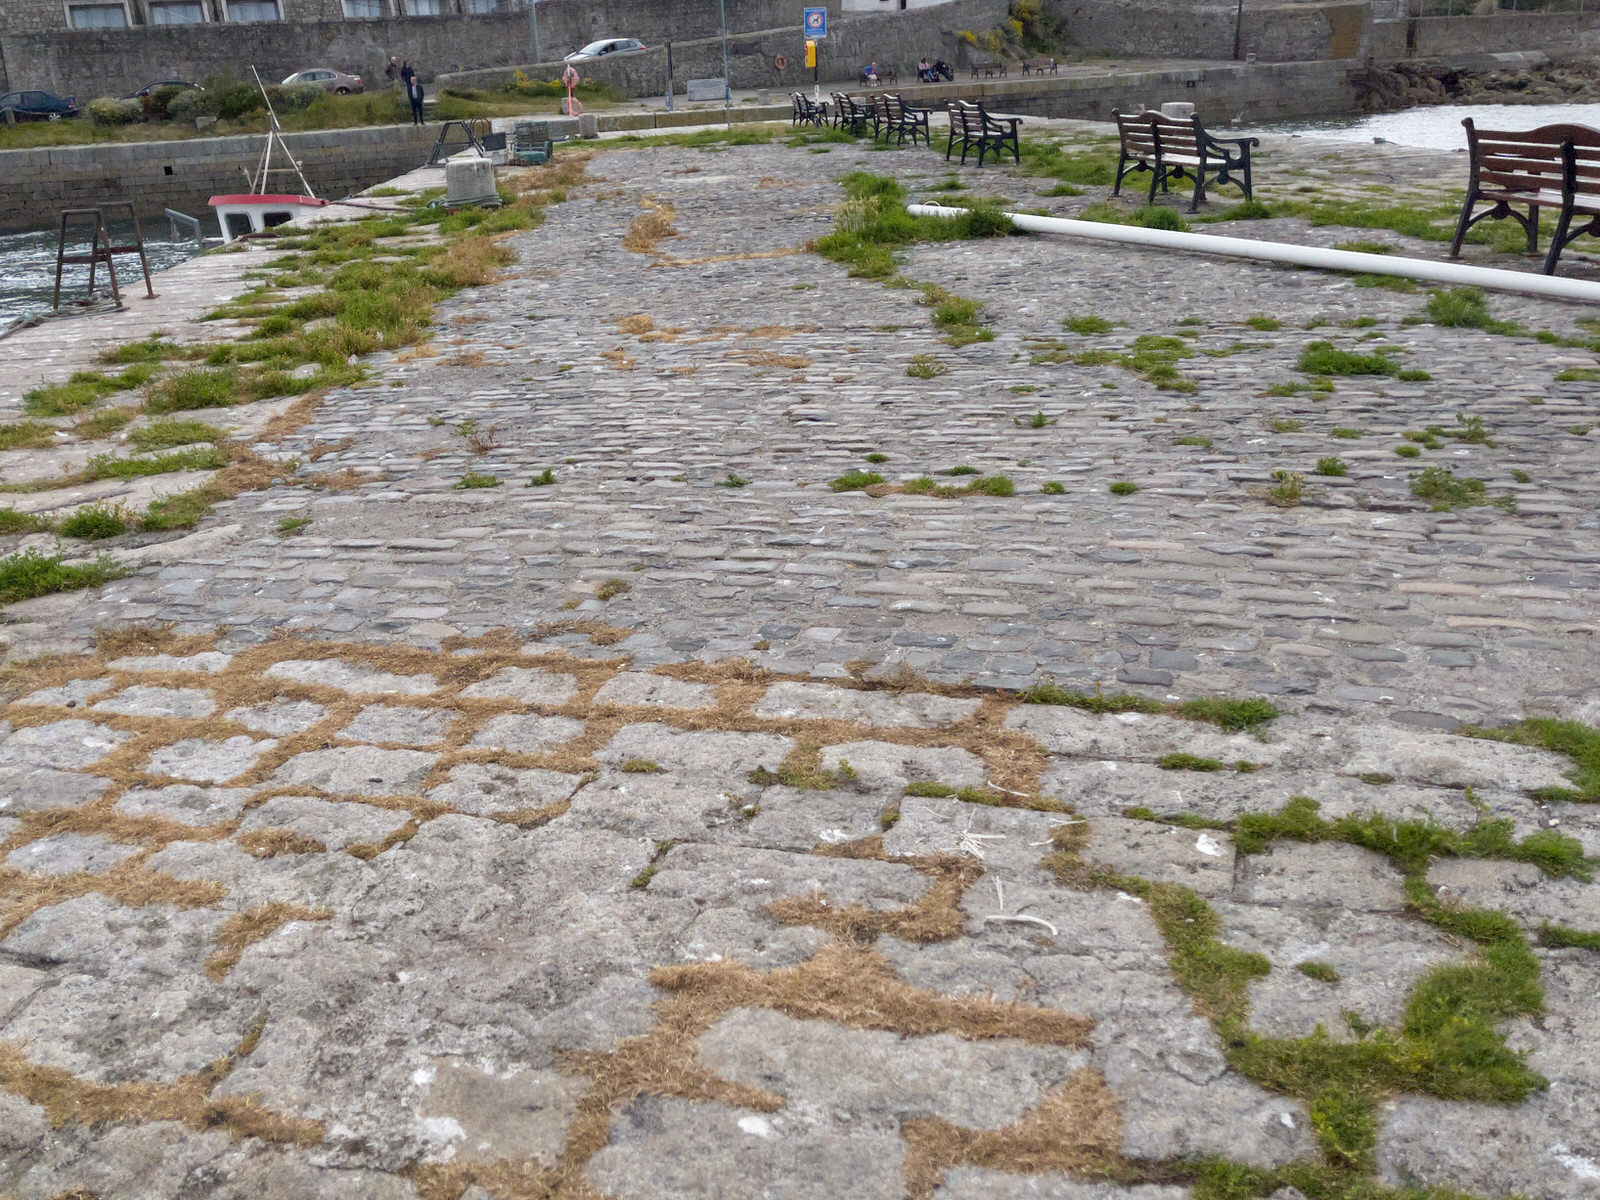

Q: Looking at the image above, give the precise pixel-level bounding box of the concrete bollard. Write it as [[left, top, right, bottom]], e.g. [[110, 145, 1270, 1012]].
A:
[[579, 112, 598, 139], [445, 157, 499, 206]]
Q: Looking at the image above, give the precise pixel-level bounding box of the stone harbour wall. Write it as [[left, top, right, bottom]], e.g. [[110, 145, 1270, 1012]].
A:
[[0, 123, 438, 236], [442, 0, 1012, 96]]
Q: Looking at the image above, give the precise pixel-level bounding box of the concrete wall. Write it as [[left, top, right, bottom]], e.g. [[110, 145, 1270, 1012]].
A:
[[0, 1, 851, 95], [444, 0, 1011, 96], [0, 122, 438, 235], [1047, 0, 1371, 63], [1, 13, 534, 97], [1369, 12, 1600, 60]]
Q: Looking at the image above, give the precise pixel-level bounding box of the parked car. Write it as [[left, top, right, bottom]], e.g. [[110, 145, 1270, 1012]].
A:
[[121, 80, 203, 99], [564, 38, 646, 64], [280, 68, 364, 95], [0, 89, 79, 120]]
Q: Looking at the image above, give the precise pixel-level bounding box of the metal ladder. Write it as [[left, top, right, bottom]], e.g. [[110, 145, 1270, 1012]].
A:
[[52, 202, 157, 309]]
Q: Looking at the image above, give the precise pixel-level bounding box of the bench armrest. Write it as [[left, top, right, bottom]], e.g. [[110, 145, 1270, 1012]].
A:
[[1201, 133, 1259, 155]]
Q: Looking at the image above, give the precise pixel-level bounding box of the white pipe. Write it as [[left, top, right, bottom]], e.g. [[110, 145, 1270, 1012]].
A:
[[906, 204, 1600, 305]]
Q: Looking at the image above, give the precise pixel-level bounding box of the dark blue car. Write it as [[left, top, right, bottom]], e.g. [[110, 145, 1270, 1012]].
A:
[[0, 90, 80, 120]]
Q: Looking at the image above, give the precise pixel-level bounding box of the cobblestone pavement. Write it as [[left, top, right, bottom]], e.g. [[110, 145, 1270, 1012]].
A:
[[2, 128, 1599, 1198]]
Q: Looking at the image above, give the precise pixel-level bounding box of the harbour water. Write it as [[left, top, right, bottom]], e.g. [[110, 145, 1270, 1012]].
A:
[[0, 225, 203, 333], [1277, 100, 1600, 150]]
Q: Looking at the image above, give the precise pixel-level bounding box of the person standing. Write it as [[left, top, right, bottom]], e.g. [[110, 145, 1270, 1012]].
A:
[[384, 56, 399, 86], [400, 61, 415, 86], [407, 75, 425, 125]]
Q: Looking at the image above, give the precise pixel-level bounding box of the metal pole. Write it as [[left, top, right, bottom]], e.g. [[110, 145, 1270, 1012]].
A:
[[666, 40, 674, 111], [1233, 0, 1245, 60], [530, 0, 541, 66], [719, 0, 731, 126]]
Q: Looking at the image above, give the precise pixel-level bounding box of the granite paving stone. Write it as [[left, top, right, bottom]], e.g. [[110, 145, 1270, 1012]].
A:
[[1, 117, 1599, 1200]]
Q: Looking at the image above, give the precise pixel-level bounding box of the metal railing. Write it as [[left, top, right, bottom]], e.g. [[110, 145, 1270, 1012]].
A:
[[165, 208, 204, 242]]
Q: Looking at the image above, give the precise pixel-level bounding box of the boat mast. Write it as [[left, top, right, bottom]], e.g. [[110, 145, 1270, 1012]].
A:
[[249, 66, 316, 198]]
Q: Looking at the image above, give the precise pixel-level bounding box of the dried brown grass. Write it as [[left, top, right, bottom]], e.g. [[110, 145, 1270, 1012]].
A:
[[768, 850, 981, 943], [724, 350, 812, 369], [0, 1035, 322, 1145], [901, 1070, 1122, 1199], [620, 199, 679, 257], [651, 942, 1093, 1045], [616, 314, 654, 335], [204, 902, 332, 979], [235, 829, 326, 858]]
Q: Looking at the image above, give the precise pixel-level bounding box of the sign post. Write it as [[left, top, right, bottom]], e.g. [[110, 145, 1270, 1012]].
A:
[[803, 7, 826, 102]]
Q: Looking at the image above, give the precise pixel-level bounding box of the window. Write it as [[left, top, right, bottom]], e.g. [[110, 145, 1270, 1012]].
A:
[[464, 0, 512, 11], [225, 0, 281, 21], [66, 3, 130, 27], [342, 0, 385, 16], [148, 1, 205, 22], [405, 0, 443, 14]]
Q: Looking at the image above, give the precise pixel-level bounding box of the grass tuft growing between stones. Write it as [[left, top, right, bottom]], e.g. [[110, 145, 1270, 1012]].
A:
[[1296, 341, 1398, 377], [829, 469, 886, 492], [1459, 716, 1600, 801], [1177, 696, 1280, 732], [1043, 811, 1550, 1181], [0, 549, 127, 605]]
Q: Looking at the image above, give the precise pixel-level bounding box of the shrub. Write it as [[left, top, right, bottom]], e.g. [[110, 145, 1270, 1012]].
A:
[[167, 87, 218, 124], [87, 97, 143, 126]]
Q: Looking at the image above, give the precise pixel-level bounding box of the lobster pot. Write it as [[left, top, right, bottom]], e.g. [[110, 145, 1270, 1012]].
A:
[[445, 157, 498, 206]]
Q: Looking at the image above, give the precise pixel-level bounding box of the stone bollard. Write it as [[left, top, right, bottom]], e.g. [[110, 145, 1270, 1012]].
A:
[[579, 112, 598, 139], [1160, 102, 1195, 120]]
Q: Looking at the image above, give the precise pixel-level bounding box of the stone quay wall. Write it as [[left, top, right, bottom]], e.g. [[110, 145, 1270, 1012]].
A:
[[0, 123, 438, 236], [1369, 11, 1600, 60], [0, 2, 847, 97], [442, 0, 1013, 97]]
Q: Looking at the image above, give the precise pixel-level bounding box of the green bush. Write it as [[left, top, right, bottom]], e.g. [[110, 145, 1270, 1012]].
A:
[[87, 97, 143, 126], [167, 87, 218, 124]]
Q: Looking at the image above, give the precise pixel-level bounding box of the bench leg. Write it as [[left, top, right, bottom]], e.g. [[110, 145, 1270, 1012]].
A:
[[1448, 193, 1480, 259], [1543, 207, 1574, 275]]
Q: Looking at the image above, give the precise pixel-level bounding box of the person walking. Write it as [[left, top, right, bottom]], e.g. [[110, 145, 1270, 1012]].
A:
[[400, 61, 415, 86], [384, 56, 399, 86], [407, 75, 425, 125]]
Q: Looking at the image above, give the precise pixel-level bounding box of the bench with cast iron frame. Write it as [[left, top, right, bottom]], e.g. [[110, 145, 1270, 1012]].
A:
[[1112, 108, 1258, 212], [946, 100, 1020, 167], [791, 92, 827, 127], [1449, 117, 1600, 276]]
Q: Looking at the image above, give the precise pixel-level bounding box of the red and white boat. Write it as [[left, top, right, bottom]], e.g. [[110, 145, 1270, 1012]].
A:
[[209, 67, 325, 243], [209, 192, 327, 243]]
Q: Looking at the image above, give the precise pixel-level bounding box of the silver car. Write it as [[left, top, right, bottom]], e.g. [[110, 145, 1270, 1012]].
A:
[[564, 38, 646, 64], [281, 68, 364, 95]]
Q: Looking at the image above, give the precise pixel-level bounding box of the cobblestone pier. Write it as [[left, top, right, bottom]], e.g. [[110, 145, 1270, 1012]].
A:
[[1, 125, 1598, 1199]]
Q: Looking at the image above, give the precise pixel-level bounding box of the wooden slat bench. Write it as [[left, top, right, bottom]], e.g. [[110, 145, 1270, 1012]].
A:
[[860, 65, 898, 87], [946, 100, 1021, 166], [868, 93, 931, 147], [969, 61, 1007, 79], [1450, 118, 1600, 275], [1021, 58, 1059, 76], [831, 92, 871, 136], [790, 92, 827, 127], [1112, 108, 1258, 212]]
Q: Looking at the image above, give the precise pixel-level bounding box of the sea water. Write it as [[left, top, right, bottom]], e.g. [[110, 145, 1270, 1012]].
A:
[[1273, 100, 1600, 150], [0, 225, 203, 332]]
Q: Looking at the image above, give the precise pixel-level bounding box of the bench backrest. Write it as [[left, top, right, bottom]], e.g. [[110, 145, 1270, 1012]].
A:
[[950, 101, 983, 137], [1114, 109, 1160, 158], [1463, 119, 1577, 196], [1570, 125, 1600, 201]]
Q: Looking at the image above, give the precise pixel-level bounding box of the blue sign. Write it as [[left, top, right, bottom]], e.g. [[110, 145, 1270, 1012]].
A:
[[803, 6, 827, 38]]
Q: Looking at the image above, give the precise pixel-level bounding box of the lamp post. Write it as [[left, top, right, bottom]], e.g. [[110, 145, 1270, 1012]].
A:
[[529, 0, 541, 66], [718, 0, 731, 125], [1232, 0, 1244, 60]]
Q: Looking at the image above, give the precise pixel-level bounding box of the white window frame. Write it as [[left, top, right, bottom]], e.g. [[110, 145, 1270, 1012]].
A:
[[404, 0, 444, 15], [64, 1, 132, 28], [147, 0, 208, 24], [222, 0, 283, 22], [342, 0, 387, 17], [463, 0, 511, 11]]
